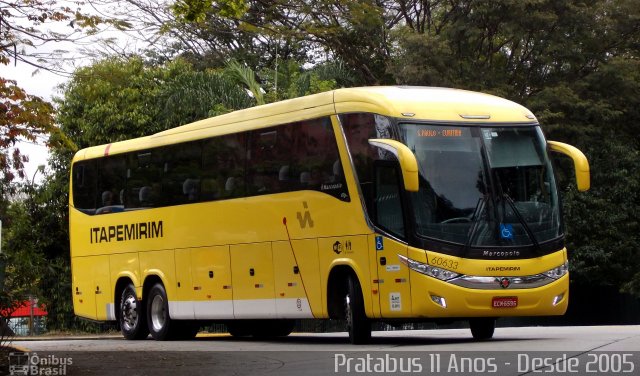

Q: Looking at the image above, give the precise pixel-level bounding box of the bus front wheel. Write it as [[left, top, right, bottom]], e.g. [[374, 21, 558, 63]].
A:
[[119, 284, 149, 340], [470, 318, 496, 340], [345, 275, 371, 344]]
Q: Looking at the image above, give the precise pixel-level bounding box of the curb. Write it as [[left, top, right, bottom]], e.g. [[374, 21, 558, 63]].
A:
[[10, 332, 231, 342], [11, 334, 122, 342]]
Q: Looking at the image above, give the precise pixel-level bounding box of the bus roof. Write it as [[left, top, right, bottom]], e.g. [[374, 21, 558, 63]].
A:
[[73, 86, 537, 162]]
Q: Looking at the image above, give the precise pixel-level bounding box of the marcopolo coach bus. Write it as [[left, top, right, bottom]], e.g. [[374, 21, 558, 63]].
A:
[[69, 86, 589, 343]]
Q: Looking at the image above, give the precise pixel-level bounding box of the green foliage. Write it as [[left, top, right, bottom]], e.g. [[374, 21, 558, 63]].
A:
[[2, 202, 45, 299], [259, 60, 356, 102], [56, 57, 259, 150], [225, 59, 266, 105], [1, 161, 72, 327], [173, 0, 248, 22], [158, 68, 254, 126], [562, 138, 640, 291], [164, 0, 383, 83], [56, 57, 165, 149]]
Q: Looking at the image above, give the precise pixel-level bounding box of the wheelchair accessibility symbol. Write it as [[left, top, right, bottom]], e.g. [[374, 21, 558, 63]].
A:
[[375, 236, 384, 251], [500, 223, 514, 240]]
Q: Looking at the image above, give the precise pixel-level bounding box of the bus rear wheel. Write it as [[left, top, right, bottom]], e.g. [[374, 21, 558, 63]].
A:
[[119, 284, 149, 340], [345, 275, 371, 344], [147, 283, 195, 340], [470, 318, 496, 340]]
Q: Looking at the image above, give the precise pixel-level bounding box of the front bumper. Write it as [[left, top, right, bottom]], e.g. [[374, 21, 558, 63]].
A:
[[409, 271, 569, 318]]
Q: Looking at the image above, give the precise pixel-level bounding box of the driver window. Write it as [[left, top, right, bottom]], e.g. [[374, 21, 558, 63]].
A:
[[375, 163, 405, 238]]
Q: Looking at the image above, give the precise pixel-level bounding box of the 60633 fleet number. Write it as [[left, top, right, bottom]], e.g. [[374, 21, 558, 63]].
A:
[[430, 257, 459, 270]]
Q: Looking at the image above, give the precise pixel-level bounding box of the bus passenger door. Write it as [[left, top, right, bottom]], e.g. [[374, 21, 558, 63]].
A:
[[191, 246, 233, 319], [230, 243, 277, 318], [371, 162, 412, 317]]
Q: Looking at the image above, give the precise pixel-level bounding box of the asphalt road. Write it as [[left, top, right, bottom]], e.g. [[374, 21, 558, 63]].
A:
[[9, 326, 640, 376]]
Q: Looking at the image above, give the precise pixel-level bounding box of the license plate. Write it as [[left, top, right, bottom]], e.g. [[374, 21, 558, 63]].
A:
[[492, 296, 518, 308]]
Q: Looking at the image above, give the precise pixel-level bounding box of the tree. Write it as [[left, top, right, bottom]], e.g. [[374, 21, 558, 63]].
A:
[[389, 0, 640, 98], [56, 56, 259, 150], [258, 59, 356, 102], [0, 0, 125, 193], [1, 0, 128, 72], [112, 0, 392, 84], [156, 64, 255, 126], [0, 78, 55, 195]]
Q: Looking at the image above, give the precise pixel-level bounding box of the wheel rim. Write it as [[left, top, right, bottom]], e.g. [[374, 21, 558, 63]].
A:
[[150, 294, 166, 331], [121, 294, 138, 331]]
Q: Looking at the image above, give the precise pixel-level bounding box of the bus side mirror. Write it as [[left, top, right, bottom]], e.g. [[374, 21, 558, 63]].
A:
[[548, 141, 590, 191], [368, 139, 419, 192]]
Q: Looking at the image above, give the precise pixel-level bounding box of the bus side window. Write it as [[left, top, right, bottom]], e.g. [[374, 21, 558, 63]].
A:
[[127, 150, 162, 209], [247, 127, 292, 196], [162, 141, 202, 205], [96, 155, 126, 214], [72, 160, 97, 214], [293, 117, 349, 201], [202, 133, 246, 199]]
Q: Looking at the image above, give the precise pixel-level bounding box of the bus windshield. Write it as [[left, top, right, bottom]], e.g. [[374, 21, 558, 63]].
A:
[[400, 124, 561, 247]]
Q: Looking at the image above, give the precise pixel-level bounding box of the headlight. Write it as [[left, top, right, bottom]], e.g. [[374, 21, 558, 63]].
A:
[[398, 255, 460, 281], [542, 261, 569, 279]]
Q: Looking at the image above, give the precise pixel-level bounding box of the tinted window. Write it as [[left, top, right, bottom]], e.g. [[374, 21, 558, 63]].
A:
[[126, 150, 163, 209], [70, 116, 347, 215], [375, 163, 405, 238], [163, 141, 203, 205], [202, 134, 246, 199], [96, 156, 127, 214], [248, 127, 291, 195], [293, 118, 348, 201], [340, 113, 397, 213], [72, 160, 97, 214]]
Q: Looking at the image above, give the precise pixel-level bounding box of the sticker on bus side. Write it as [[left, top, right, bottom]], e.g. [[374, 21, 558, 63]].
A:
[[390, 293, 401, 311], [375, 236, 384, 251]]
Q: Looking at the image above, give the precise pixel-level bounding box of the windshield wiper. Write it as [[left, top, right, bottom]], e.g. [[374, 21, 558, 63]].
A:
[[501, 193, 541, 254], [461, 196, 487, 256]]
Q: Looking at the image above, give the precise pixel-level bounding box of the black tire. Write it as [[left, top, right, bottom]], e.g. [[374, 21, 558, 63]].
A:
[[252, 320, 295, 338], [227, 321, 253, 337], [345, 275, 371, 344], [470, 318, 496, 340], [146, 283, 183, 340], [119, 284, 149, 340], [267, 319, 295, 337]]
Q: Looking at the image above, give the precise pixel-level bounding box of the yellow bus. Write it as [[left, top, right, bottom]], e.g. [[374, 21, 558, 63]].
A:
[[69, 86, 589, 343]]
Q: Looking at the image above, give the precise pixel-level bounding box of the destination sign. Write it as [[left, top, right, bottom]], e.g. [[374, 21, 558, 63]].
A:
[[417, 129, 463, 137]]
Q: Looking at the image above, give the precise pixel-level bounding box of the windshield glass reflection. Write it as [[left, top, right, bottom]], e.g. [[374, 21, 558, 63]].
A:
[[400, 124, 561, 247]]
